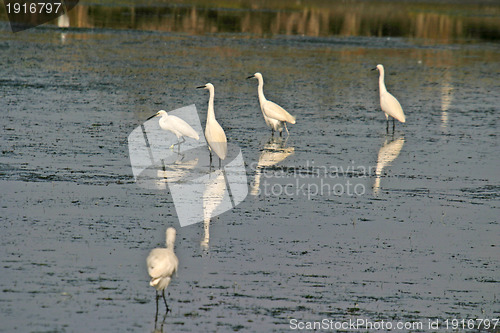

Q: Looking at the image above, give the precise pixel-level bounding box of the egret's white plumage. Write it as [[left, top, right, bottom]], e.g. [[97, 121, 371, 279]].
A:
[[197, 83, 227, 166], [373, 64, 406, 131], [148, 110, 199, 146], [247, 72, 296, 136], [147, 227, 178, 314]]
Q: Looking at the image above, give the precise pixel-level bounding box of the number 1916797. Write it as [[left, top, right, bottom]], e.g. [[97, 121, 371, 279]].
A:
[[6, 2, 62, 14], [444, 319, 499, 330]]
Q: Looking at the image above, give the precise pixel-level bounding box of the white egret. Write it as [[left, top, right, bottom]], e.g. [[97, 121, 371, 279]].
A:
[[147, 110, 200, 149], [147, 227, 179, 317], [247, 72, 296, 136], [372, 64, 406, 133], [197, 83, 227, 168]]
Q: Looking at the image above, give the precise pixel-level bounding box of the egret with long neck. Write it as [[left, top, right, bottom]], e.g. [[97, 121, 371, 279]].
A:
[[197, 83, 227, 168], [247, 72, 296, 136], [372, 64, 406, 133]]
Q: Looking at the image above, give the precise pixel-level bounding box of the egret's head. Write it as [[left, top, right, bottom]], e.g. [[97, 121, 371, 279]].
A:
[[147, 110, 167, 120], [246, 72, 262, 80], [372, 64, 384, 72], [196, 83, 214, 90]]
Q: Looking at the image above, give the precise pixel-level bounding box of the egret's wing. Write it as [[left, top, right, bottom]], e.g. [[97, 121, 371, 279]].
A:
[[381, 92, 406, 123], [263, 100, 296, 124], [163, 115, 200, 140], [146, 248, 178, 279], [205, 121, 227, 160]]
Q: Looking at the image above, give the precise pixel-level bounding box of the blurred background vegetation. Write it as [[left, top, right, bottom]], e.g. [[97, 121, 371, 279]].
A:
[[1, 0, 499, 41]]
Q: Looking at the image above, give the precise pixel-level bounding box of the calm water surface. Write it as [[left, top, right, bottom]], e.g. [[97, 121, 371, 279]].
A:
[[0, 1, 499, 332]]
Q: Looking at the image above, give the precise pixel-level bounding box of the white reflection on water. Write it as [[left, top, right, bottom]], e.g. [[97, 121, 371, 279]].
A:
[[201, 169, 227, 249], [57, 13, 70, 43], [250, 136, 295, 196], [441, 71, 454, 130], [155, 156, 200, 189], [373, 136, 405, 196]]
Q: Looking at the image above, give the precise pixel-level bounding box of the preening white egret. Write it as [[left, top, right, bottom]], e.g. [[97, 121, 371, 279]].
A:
[[147, 110, 199, 148], [247, 72, 296, 136], [372, 64, 406, 133], [197, 83, 227, 168], [147, 227, 179, 317]]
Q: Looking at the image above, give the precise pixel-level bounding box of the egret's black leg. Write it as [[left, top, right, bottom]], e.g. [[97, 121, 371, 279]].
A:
[[219, 158, 222, 169], [159, 312, 168, 331], [392, 118, 395, 132], [386, 119, 389, 134], [209, 151, 212, 166], [162, 289, 170, 313], [155, 290, 160, 322]]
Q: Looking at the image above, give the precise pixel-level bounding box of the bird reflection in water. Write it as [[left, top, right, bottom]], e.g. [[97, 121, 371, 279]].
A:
[[441, 71, 453, 131], [201, 169, 227, 250], [57, 13, 70, 43], [155, 154, 199, 188], [373, 136, 405, 196], [250, 136, 295, 196], [153, 312, 168, 333]]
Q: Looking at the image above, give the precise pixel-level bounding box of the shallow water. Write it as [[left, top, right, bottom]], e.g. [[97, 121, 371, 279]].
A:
[[0, 2, 499, 332]]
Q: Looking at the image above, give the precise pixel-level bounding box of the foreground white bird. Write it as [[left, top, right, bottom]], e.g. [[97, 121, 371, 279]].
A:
[[372, 64, 406, 133], [197, 83, 227, 167], [147, 227, 179, 316], [247, 72, 296, 136], [147, 110, 199, 148]]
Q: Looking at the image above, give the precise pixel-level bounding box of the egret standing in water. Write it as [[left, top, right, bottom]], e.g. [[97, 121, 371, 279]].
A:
[[147, 110, 200, 149], [197, 83, 227, 168], [147, 227, 179, 318], [372, 64, 406, 133], [247, 72, 296, 136]]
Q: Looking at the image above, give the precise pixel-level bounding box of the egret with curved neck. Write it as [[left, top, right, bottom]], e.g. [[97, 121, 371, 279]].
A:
[[147, 110, 199, 150], [247, 72, 296, 136], [197, 83, 227, 168], [372, 64, 406, 133]]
